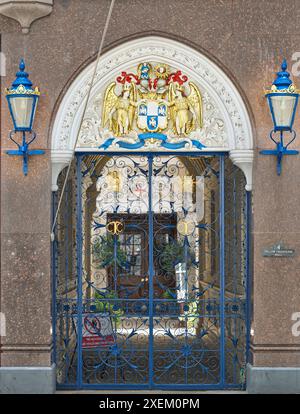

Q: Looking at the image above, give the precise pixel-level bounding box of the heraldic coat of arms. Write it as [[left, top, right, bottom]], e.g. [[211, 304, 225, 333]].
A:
[[100, 62, 204, 150]]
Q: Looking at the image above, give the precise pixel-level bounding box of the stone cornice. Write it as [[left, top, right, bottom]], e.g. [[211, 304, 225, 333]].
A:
[[0, 0, 53, 34]]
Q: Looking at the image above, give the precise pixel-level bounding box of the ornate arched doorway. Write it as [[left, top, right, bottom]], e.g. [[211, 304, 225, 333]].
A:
[[51, 37, 253, 390]]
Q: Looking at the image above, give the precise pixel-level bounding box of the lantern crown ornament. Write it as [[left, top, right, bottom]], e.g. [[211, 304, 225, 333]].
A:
[[261, 59, 300, 175], [5, 59, 44, 176], [271, 59, 293, 90]]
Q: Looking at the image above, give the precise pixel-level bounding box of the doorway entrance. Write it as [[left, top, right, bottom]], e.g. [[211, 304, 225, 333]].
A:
[[53, 152, 250, 390]]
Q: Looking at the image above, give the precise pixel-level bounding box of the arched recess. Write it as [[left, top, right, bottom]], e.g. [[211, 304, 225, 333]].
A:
[[51, 36, 254, 191]]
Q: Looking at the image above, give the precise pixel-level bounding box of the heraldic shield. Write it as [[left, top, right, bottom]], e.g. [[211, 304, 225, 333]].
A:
[[137, 100, 168, 132]]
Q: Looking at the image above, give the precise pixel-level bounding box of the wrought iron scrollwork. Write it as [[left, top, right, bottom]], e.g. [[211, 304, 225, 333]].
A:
[[53, 153, 249, 389]]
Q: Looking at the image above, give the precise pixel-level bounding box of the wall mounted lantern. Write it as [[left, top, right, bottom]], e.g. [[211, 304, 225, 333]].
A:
[[261, 59, 299, 175], [5, 59, 44, 176]]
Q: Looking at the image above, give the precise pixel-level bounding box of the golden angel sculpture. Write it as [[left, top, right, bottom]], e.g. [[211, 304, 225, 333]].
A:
[[168, 81, 203, 136], [102, 81, 137, 136], [101, 63, 203, 139]]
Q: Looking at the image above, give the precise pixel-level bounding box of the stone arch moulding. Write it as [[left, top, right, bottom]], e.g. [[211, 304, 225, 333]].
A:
[[51, 36, 254, 191]]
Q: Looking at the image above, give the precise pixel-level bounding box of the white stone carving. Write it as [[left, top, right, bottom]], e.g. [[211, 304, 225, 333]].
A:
[[51, 37, 254, 190], [51, 150, 73, 192], [0, 0, 53, 34], [230, 149, 254, 192]]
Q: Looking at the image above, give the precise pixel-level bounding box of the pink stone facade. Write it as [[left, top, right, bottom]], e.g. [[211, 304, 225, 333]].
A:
[[1, 0, 300, 392]]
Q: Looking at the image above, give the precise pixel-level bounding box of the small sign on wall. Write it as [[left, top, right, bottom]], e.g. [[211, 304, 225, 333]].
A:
[[262, 243, 295, 257]]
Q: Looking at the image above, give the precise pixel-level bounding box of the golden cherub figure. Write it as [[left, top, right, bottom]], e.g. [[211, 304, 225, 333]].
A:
[[102, 82, 137, 136], [168, 82, 203, 136], [107, 171, 121, 192]]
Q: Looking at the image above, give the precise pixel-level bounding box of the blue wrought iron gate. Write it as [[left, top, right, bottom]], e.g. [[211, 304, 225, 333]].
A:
[[52, 152, 251, 390]]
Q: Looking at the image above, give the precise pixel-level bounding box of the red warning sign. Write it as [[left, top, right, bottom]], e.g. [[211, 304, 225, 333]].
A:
[[82, 313, 114, 348]]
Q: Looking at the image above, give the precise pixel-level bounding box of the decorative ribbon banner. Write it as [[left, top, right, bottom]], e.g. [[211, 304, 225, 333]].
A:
[[99, 133, 206, 150]]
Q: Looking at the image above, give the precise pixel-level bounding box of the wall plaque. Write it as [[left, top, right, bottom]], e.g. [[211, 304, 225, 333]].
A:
[[262, 243, 295, 257]]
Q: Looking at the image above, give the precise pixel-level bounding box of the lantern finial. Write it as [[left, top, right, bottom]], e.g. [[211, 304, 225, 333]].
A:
[[11, 58, 33, 90], [272, 59, 292, 90], [19, 58, 25, 71]]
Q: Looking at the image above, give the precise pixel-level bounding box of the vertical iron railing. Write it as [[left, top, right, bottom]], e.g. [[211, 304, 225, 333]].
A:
[[148, 154, 154, 389], [76, 155, 83, 388], [51, 191, 57, 368], [245, 190, 252, 368], [219, 155, 225, 387]]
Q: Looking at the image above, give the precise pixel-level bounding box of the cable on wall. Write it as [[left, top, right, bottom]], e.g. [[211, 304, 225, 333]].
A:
[[50, 0, 115, 240]]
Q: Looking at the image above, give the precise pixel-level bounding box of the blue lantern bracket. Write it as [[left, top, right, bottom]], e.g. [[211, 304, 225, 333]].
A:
[[260, 129, 299, 176], [6, 130, 45, 176]]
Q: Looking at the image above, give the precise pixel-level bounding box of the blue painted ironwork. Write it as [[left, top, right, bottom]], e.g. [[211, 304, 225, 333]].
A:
[[261, 60, 299, 175], [223, 160, 250, 386], [52, 165, 78, 385], [266, 59, 298, 132], [148, 154, 154, 389], [6, 59, 39, 132], [53, 151, 250, 390], [99, 133, 206, 150], [245, 190, 252, 367], [5, 59, 44, 176], [6, 130, 44, 176], [76, 155, 84, 387], [51, 191, 57, 368], [260, 129, 298, 176], [219, 155, 225, 387]]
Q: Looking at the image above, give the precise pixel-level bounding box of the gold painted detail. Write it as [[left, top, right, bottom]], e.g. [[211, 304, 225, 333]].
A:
[[6, 84, 40, 96], [176, 219, 196, 236], [265, 84, 300, 95], [106, 220, 124, 235], [107, 171, 121, 192], [101, 62, 203, 137]]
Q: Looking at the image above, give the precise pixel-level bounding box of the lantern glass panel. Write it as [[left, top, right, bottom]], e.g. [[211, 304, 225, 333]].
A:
[[270, 94, 297, 129], [9, 96, 37, 130]]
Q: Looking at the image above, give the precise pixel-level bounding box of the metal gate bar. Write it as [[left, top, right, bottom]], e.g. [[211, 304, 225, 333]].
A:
[[76, 155, 83, 387], [219, 155, 225, 388], [148, 154, 154, 389]]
